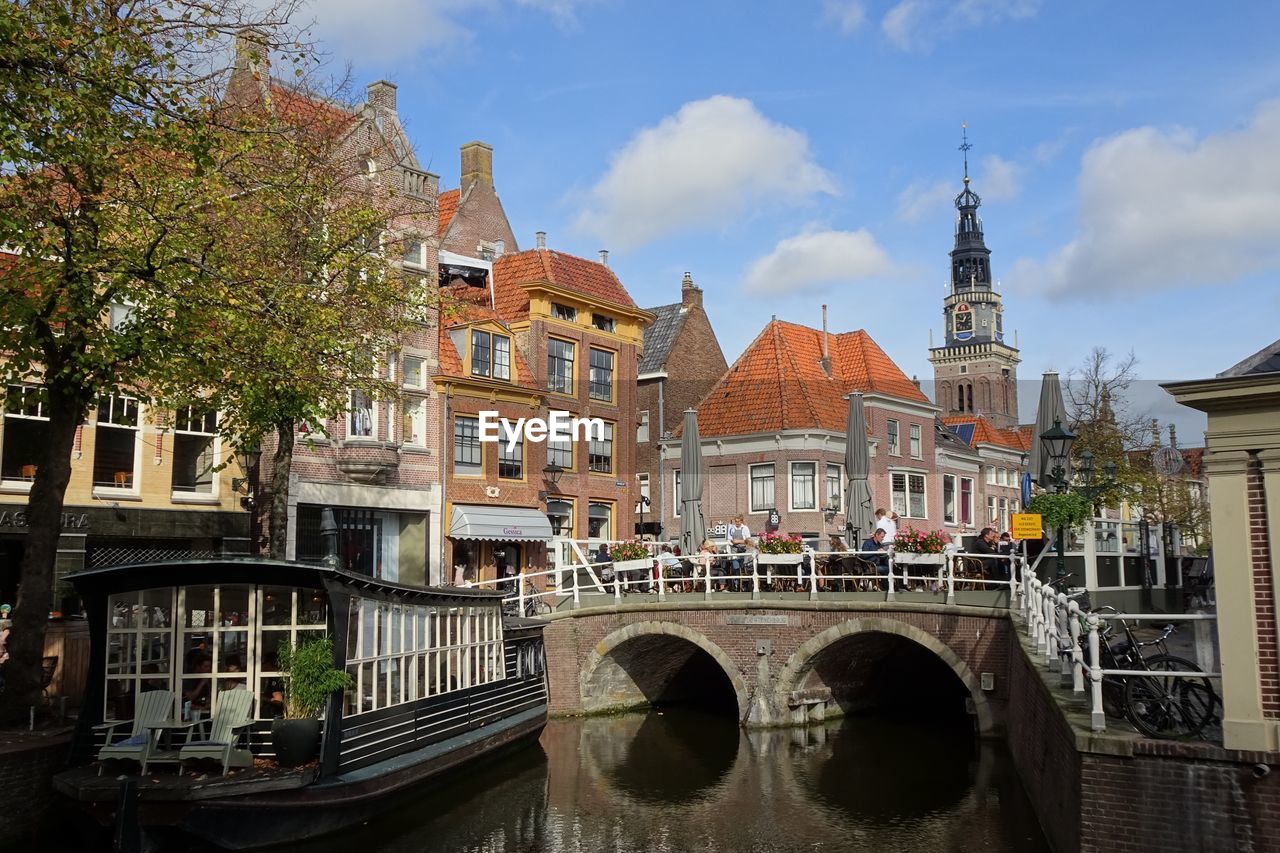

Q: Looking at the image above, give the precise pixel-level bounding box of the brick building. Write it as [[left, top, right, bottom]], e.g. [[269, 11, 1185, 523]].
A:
[[225, 44, 444, 585], [635, 272, 728, 538], [939, 415, 1030, 533]]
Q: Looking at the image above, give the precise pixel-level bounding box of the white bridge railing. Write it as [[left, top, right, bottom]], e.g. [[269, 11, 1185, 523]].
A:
[[464, 548, 1024, 615], [1021, 571, 1219, 733]]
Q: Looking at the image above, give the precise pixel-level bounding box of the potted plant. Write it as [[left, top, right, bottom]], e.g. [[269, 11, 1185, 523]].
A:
[[756, 532, 805, 564], [609, 540, 652, 574], [271, 635, 353, 767], [893, 526, 948, 564]]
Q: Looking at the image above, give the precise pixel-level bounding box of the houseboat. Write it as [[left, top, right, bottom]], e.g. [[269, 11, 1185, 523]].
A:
[[53, 558, 549, 850]]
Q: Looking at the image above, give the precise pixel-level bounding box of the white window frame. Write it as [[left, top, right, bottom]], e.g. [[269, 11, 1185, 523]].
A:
[[887, 419, 900, 456], [825, 464, 842, 513], [402, 397, 427, 448], [2, 384, 48, 489], [347, 388, 376, 440], [93, 393, 142, 494], [636, 472, 651, 514], [749, 463, 775, 514], [637, 410, 650, 444], [960, 476, 974, 526], [789, 461, 818, 512], [909, 423, 922, 459], [402, 354, 426, 390], [986, 465, 996, 485], [402, 238, 425, 269], [673, 469, 682, 516], [170, 406, 219, 499], [890, 470, 927, 519], [943, 473, 957, 524]]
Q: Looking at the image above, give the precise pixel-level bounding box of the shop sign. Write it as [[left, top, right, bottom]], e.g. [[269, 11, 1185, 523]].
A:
[[501, 526, 525, 537], [1011, 513, 1043, 540], [0, 510, 91, 530]]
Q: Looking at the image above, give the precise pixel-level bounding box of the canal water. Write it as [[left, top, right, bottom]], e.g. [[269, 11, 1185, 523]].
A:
[[285, 710, 1051, 853]]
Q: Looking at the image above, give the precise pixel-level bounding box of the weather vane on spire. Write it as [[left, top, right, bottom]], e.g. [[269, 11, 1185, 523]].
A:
[[959, 122, 972, 182]]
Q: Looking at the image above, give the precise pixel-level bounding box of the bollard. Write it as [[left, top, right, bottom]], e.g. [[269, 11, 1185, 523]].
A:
[[1068, 601, 1084, 693], [886, 554, 896, 601], [1087, 613, 1106, 732]]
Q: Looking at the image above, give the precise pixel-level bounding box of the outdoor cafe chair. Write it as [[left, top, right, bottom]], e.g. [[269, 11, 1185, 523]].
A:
[[94, 689, 175, 775], [179, 688, 255, 775]]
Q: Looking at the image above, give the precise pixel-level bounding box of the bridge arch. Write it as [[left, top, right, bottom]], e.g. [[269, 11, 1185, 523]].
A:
[[580, 621, 750, 720], [771, 617, 995, 734]]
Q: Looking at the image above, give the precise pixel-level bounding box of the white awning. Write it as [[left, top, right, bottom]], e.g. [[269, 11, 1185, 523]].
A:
[[449, 504, 555, 542]]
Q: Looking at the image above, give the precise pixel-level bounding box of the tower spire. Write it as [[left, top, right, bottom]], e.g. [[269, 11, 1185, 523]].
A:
[[960, 122, 972, 183]]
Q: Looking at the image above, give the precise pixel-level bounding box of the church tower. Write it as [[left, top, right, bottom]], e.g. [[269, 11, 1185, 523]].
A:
[[929, 128, 1021, 428]]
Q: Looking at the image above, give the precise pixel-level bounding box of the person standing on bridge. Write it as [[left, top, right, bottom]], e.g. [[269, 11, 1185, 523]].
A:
[[874, 509, 897, 545], [726, 515, 751, 592]]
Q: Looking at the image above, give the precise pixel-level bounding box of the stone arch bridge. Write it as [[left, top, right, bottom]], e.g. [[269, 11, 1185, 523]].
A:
[[542, 600, 1014, 731]]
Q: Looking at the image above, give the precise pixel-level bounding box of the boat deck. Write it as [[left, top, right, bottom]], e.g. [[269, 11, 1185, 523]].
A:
[[54, 761, 317, 802]]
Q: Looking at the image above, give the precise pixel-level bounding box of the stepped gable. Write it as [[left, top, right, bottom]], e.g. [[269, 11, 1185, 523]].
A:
[[692, 319, 928, 438], [492, 248, 638, 319]]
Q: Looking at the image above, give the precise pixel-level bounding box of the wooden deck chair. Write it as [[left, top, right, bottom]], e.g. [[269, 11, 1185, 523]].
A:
[[179, 688, 255, 775], [94, 689, 175, 775]]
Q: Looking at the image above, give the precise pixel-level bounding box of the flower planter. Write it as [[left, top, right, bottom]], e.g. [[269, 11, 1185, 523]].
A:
[[271, 717, 321, 767], [893, 552, 946, 565], [756, 553, 804, 566], [612, 558, 652, 574]]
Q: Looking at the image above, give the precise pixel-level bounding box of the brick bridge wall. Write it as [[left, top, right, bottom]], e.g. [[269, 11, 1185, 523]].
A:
[[542, 601, 1013, 730]]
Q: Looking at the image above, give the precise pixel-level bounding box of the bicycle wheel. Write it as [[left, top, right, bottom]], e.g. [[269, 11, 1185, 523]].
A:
[[1124, 655, 1217, 739]]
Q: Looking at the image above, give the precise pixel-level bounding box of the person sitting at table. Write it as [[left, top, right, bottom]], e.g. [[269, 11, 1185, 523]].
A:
[[860, 528, 890, 590], [698, 540, 725, 591], [658, 545, 682, 592], [183, 654, 213, 715], [971, 527, 1009, 580]]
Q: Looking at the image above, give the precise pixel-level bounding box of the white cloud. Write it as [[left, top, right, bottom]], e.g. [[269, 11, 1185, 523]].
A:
[[882, 0, 1041, 52], [743, 229, 894, 294], [1011, 101, 1280, 298], [979, 154, 1022, 200], [896, 179, 953, 223], [823, 0, 867, 34], [575, 96, 837, 249], [300, 0, 593, 65]]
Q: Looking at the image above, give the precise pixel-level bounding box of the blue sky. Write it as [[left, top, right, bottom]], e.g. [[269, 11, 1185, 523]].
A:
[[298, 0, 1280, 442]]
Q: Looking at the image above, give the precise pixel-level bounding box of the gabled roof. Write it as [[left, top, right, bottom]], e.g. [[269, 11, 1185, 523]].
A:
[[266, 83, 357, 138], [434, 302, 541, 391], [437, 189, 460, 238], [638, 303, 684, 374], [492, 248, 638, 319], [692, 320, 929, 438], [942, 415, 1028, 452], [1219, 337, 1280, 378]]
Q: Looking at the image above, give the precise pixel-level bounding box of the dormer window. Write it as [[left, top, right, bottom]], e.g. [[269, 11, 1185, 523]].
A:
[[591, 314, 616, 333], [551, 303, 576, 322], [470, 330, 511, 381]]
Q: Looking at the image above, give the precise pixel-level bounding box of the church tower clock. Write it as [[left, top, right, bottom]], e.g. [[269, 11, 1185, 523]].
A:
[[928, 128, 1021, 428]]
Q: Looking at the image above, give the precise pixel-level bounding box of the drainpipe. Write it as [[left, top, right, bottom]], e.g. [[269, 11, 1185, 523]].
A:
[[439, 384, 452, 584], [657, 378, 666, 539]]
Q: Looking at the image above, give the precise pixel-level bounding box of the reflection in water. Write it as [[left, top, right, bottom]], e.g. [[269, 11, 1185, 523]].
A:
[[278, 711, 1050, 853]]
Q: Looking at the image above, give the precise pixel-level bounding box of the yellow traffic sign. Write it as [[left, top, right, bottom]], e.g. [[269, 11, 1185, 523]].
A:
[[1011, 513, 1043, 540]]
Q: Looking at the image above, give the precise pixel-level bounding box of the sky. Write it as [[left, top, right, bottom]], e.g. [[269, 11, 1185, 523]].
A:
[[291, 0, 1280, 444]]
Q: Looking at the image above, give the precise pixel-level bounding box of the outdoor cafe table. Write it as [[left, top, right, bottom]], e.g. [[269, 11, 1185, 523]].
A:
[[145, 718, 199, 766]]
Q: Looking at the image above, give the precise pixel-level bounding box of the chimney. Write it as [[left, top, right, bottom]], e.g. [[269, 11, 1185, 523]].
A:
[[912, 374, 921, 390], [820, 304, 832, 377], [680, 271, 702, 309], [1151, 418, 1161, 448], [460, 141, 494, 190], [366, 80, 397, 114], [1168, 423, 1178, 449], [535, 231, 546, 249], [598, 250, 609, 266], [234, 28, 270, 78]]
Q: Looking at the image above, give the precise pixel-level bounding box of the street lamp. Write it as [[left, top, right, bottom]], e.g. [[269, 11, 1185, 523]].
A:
[[538, 463, 565, 502], [231, 441, 262, 498], [1039, 418, 1077, 580]]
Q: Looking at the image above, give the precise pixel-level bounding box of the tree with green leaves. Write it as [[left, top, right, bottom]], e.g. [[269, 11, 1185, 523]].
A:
[[1065, 347, 1148, 511], [0, 0, 304, 722]]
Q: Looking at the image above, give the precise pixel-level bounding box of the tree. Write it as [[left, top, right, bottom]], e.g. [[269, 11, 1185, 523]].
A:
[[1064, 347, 1148, 511], [0, 0, 302, 722]]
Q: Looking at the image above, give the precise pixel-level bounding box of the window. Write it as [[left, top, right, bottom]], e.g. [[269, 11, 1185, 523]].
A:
[[471, 331, 491, 378], [109, 303, 135, 331], [588, 422, 613, 473], [988, 496, 998, 525], [960, 477, 973, 525], [453, 416, 481, 476], [403, 240, 424, 268], [587, 502, 612, 539], [637, 410, 650, 444], [103, 588, 174, 721], [986, 465, 996, 485], [909, 423, 922, 459], [2, 385, 47, 482], [588, 348, 614, 401], [891, 472, 926, 519], [592, 314, 615, 333], [999, 497, 1010, 532], [498, 432, 522, 479], [547, 499, 573, 537], [887, 419, 900, 456], [172, 407, 217, 495], [790, 462, 817, 511], [178, 585, 250, 717], [257, 586, 327, 719], [636, 473, 651, 514], [551, 303, 576, 322], [469, 331, 511, 381], [943, 474, 957, 524], [750, 464, 775, 513], [402, 355, 425, 389], [959, 364, 969, 375], [547, 339, 575, 395], [825, 464, 842, 512], [998, 467, 1008, 486], [93, 393, 139, 489], [673, 469, 682, 516], [492, 335, 510, 380], [547, 433, 572, 469], [402, 398, 426, 446], [348, 390, 375, 438]]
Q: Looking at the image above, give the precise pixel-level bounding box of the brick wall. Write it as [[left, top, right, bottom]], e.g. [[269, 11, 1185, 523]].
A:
[[0, 731, 72, 844], [1248, 452, 1279, 717]]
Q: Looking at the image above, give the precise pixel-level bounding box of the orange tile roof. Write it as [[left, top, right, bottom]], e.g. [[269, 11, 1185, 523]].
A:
[[437, 189, 460, 238], [943, 416, 1029, 451], [492, 248, 638, 319], [434, 303, 541, 392], [693, 320, 929, 438], [267, 84, 356, 138]]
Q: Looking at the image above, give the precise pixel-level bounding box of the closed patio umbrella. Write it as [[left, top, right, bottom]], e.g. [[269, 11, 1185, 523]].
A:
[[844, 393, 875, 546], [1030, 371, 1069, 486], [679, 409, 706, 557]]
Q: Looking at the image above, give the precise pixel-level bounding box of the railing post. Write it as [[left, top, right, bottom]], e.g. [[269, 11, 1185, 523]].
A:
[[613, 563, 622, 604], [572, 562, 581, 609], [517, 568, 527, 615], [1056, 592, 1072, 685], [657, 558, 666, 602], [1087, 613, 1106, 732], [751, 554, 761, 601], [886, 552, 896, 601], [1008, 558, 1018, 611], [1042, 593, 1055, 666], [703, 555, 712, 602], [808, 553, 818, 602], [1069, 601, 1084, 693], [946, 555, 956, 605]]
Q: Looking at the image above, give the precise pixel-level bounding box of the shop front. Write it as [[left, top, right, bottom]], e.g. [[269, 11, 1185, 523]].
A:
[[447, 504, 554, 586]]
